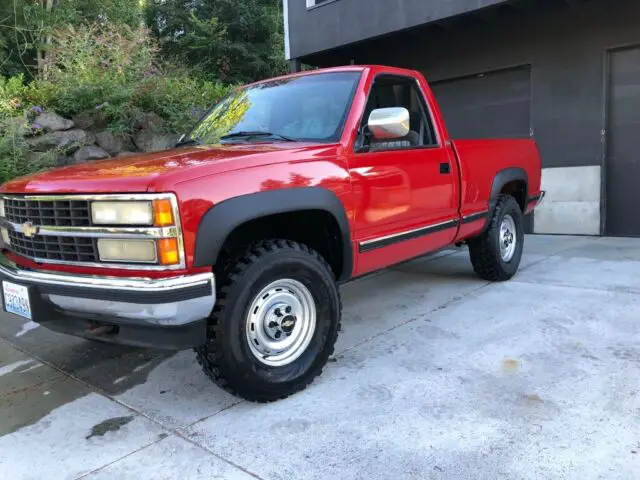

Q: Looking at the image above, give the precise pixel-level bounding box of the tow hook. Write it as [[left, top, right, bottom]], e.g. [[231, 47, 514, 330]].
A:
[[85, 321, 118, 336]]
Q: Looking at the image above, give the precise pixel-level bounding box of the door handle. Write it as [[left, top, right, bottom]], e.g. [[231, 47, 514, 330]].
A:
[[439, 162, 450, 174]]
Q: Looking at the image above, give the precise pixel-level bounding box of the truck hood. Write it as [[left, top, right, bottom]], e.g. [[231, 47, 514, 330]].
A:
[[1, 142, 332, 194]]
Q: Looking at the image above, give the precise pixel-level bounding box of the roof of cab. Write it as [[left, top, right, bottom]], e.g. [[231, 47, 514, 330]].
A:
[[243, 65, 420, 88]]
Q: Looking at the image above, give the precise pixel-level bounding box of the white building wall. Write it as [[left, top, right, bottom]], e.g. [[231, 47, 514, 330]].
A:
[[533, 166, 601, 235]]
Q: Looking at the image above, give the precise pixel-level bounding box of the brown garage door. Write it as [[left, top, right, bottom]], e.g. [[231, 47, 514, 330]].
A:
[[606, 47, 640, 236], [430, 65, 532, 139]]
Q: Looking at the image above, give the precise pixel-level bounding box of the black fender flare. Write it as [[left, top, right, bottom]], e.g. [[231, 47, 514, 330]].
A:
[[192, 187, 353, 282], [488, 167, 528, 217]]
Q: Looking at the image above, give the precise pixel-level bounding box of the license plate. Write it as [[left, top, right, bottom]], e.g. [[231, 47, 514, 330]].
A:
[[3, 281, 32, 320]]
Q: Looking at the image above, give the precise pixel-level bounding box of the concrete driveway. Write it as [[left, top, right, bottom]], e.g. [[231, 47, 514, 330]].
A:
[[1, 235, 639, 480]]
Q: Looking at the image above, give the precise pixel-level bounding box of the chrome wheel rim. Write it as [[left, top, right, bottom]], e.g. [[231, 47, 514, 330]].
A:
[[245, 279, 316, 367], [499, 214, 517, 262]]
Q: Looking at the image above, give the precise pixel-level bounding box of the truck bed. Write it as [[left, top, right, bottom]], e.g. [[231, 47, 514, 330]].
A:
[[452, 138, 542, 219]]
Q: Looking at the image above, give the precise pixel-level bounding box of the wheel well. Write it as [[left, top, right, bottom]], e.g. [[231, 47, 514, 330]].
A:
[[217, 210, 345, 279], [500, 180, 527, 211]]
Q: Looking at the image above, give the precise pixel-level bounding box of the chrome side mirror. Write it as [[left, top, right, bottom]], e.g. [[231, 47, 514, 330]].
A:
[[367, 107, 410, 140]]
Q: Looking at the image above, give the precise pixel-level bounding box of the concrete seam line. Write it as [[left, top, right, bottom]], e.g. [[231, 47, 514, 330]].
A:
[[1, 342, 267, 480], [73, 436, 167, 480], [510, 278, 640, 295]]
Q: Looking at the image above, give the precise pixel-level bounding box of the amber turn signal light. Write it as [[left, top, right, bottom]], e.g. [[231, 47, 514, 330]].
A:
[[153, 199, 174, 227], [157, 238, 180, 265]]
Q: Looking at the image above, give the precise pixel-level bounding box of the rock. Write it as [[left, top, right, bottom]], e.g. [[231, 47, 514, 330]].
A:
[[34, 112, 74, 132], [84, 131, 97, 146], [96, 131, 135, 156], [116, 151, 136, 158], [73, 146, 110, 163], [133, 130, 178, 153], [134, 112, 165, 131], [56, 155, 73, 166], [26, 129, 90, 152], [72, 111, 109, 131]]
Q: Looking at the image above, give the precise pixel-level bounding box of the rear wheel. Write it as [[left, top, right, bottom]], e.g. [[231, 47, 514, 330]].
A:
[[468, 194, 524, 281], [195, 239, 341, 402]]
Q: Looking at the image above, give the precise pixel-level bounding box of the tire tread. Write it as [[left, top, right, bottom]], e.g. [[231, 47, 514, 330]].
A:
[[469, 194, 521, 282], [195, 239, 341, 403]]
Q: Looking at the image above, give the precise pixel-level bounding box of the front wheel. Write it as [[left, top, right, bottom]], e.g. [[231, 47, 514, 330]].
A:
[[468, 194, 524, 281], [195, 240, 341, 402]]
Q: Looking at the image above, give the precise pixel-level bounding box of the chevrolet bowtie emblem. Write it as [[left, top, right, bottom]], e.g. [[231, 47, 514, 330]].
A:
[[22, 222, 39, 238]]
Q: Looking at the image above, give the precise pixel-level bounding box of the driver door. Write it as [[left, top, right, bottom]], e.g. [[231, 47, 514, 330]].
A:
[[349, 74, 459, 275]]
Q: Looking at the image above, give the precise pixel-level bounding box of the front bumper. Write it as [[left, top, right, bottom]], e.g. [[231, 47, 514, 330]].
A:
[[0, 253, 215, 350]]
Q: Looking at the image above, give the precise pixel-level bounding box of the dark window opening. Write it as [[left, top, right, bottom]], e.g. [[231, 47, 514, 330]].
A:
[[357, 75, 438, 152]]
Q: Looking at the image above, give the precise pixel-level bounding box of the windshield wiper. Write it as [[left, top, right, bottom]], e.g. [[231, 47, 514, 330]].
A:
[[220, 131, 296, 142], [175, 136, 202, 147]]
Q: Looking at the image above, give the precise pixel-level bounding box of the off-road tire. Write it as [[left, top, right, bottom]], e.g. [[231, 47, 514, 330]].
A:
[[195, 239, 341, 402], [468, 194, 524, 281]]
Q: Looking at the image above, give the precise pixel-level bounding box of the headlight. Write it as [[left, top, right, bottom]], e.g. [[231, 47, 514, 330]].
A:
[[91, 199, 176, 226], [91, 201, 153, 226], [97, 239, 157, 263], [0, 199, 5, 218]]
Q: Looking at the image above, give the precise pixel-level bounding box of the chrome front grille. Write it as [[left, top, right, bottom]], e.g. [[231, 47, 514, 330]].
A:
[[5, 198, 91, 227], [8, 230, 98, 263]]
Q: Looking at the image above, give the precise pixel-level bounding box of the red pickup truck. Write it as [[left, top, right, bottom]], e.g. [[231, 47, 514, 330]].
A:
[[0, 65, 543, 401]]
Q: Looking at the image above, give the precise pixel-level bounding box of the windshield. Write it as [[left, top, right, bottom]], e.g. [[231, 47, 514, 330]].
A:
[[184, 71, 361, 145]]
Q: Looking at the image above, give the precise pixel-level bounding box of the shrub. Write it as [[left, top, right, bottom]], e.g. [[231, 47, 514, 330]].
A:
[[38, 22, 232, 134], [0, 20, 237, 182], [129, 70, 233, 133], [0, 118, 56, 184]]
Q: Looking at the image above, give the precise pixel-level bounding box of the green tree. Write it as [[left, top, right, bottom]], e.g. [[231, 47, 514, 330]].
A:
[[145, 0, 287, 84], [0, 0, 144, 78]]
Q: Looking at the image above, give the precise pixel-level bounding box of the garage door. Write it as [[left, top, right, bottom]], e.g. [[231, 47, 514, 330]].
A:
[[606, 47, 640, 236], [430, 65, 532, 139]]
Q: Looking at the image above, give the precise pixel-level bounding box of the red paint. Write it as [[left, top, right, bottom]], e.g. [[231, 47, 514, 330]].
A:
[[0, 65, 543, 280]]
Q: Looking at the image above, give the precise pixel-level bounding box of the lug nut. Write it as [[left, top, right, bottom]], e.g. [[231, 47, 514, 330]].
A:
[[275, 331, 282, 339], [268, 321, 278, 328], [285, 306, 292, 314], [275, 308, 282, 317]]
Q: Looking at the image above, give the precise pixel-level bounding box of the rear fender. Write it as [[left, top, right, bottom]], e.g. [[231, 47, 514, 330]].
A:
[[487, 167, 528, 221]]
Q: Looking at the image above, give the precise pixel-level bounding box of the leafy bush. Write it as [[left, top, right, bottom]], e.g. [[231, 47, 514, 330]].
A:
[[0, 76, 27, 117], [40, 23, 232, 134], [1, 22, 233, 133], [41, 23, 157, 116], [130, 71, 233, 133], [0, 118, 56, 184]]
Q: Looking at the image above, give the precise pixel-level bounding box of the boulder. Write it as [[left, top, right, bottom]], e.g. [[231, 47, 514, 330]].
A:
[[116, 151, 137, 158], [72, 110, 109, 131], [56, 155, 73, 166], [34, 112, 74, 132], [134, 112, 165, 131], [96, 131, 135, 156], [26, 129, 90, 152], [134, 130, 179, 153], [73, 146, 110, 163]]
